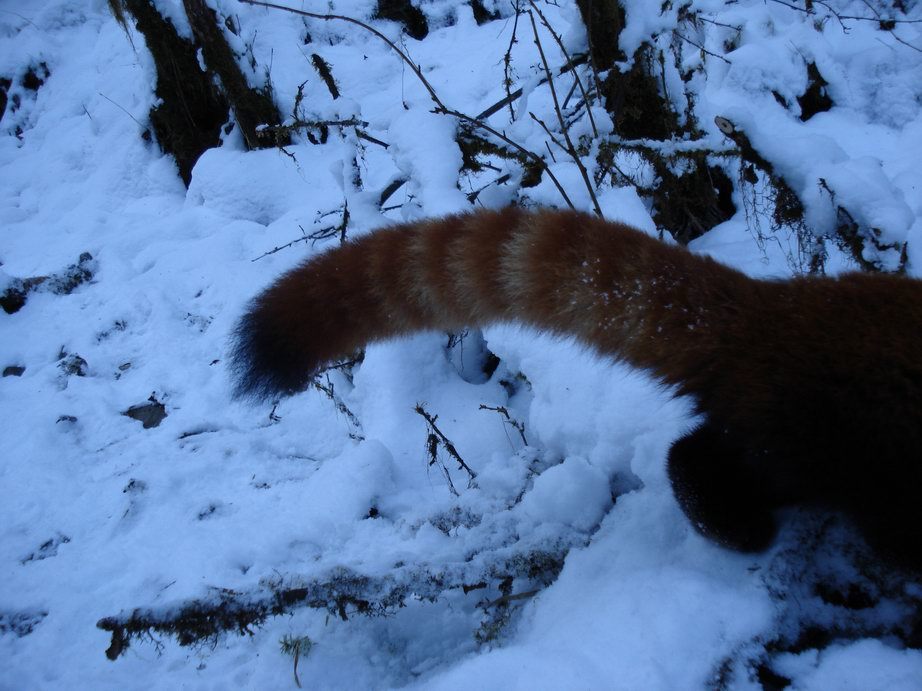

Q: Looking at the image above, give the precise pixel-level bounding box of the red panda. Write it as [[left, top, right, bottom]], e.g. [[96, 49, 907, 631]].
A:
[[232, 207, 922, 568]]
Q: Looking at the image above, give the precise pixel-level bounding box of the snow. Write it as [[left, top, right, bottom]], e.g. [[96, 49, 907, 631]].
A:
[[2, 0, 921, 688], [773, 640, 922, 691]]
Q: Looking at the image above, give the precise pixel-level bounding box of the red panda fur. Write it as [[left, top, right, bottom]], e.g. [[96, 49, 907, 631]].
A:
[[232, 208, 922, 568]]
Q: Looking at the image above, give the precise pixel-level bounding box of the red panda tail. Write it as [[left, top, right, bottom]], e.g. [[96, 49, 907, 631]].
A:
[[231, 207, 749, 399]]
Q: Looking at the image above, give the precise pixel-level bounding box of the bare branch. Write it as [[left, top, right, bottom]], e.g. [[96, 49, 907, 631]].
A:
[[528, 10, 602, 217], [475, 53, 588, 120], [240, 0, 445, 107], [479, 404, 528, 446], [241, 0, 577, 209], [529, 112, 567, 152], [97, 550, 568, 659], [674, 31, 732, 65], [311, 372, 364, 439], [441, 105, 576, 208], [415, 404, 478, 490], [765, 0, 922, 51], [527, 0, 597, 137], [502, 0, 523, 119]]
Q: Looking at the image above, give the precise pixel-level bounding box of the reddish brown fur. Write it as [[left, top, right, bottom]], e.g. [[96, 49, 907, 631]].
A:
[[232, 208, 922, 567]]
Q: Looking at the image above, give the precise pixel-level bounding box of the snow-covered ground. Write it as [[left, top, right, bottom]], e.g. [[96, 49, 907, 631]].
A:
[[2, 0, 922, 688]]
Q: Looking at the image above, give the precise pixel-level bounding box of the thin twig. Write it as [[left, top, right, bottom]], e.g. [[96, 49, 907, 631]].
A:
[[766, 0, 922, 24], [528, 10, 602, 217], [293, 645, 302, 688], [562, 77, 580, 110], [0, 9, 38, 29], [479, 404, 527, 446], [415, 404, 477, 485], [439, 104, 575, 209], [466, 173, 512, 204], [884, 26, 922, 53], [98, 92, 147, 129], [484, 588, 539, 608], [694, 15, 743, 32], [312, 373, 364, 439], [250, 230, 311, 261], [241, 0, 576, 209], [240, 0, 444, 105], [502, 0, 523, 119], [674, 31, 731, 64], [475, 53, 588, 120], [530, 112, 567, 152], [251, 209, 350, 261], [815, 0, 921, 23], [356, 130, 389, 148], [528, 0, 597, 137]]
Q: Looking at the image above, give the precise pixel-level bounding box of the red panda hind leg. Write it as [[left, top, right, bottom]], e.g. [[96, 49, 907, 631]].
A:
[[667, 422, 778, 552]]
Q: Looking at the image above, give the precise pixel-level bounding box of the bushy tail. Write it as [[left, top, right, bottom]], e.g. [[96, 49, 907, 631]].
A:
[[230, 207, 749, 399]]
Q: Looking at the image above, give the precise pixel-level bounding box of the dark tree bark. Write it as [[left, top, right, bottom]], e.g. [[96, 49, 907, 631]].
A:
[[575, 2, 736, 242], [113, 0, 289, 185], [576, 0, 626, 70], [182, 0, 288, 149], [374, 0, 429, 40], [119, 0, 229, 186]]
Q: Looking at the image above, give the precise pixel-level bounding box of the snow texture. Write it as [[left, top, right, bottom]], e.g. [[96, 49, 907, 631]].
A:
[[1, 0, 921, 688]]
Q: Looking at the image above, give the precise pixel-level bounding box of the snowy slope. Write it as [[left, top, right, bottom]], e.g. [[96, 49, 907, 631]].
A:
[[2, 0, 922, 688]]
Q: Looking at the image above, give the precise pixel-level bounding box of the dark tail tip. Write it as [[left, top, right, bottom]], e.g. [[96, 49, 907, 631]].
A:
[[229, 297, 315, 401]]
